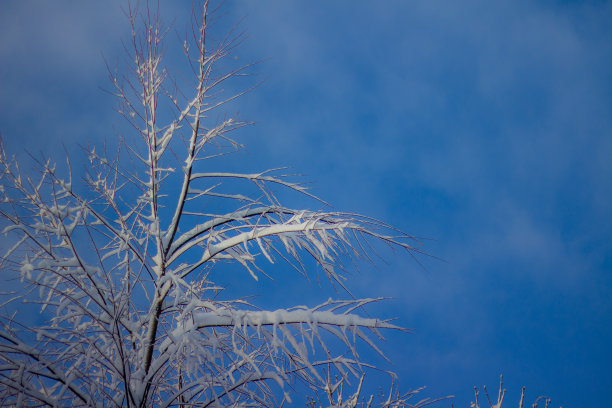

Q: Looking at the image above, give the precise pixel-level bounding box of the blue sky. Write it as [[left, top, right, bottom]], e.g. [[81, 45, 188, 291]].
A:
[[1, 1, 611, 406]]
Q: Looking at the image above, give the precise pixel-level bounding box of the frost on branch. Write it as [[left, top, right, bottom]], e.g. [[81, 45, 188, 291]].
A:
[[470, 376, 556, 408], [0, 2, 427, 407]]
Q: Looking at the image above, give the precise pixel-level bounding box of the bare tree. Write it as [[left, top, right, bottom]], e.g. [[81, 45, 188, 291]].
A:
[[0, 2, 432, 406]]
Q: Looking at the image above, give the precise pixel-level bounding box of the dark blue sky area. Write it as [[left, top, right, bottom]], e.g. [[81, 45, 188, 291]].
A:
[[1, 1, 611, 406]]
